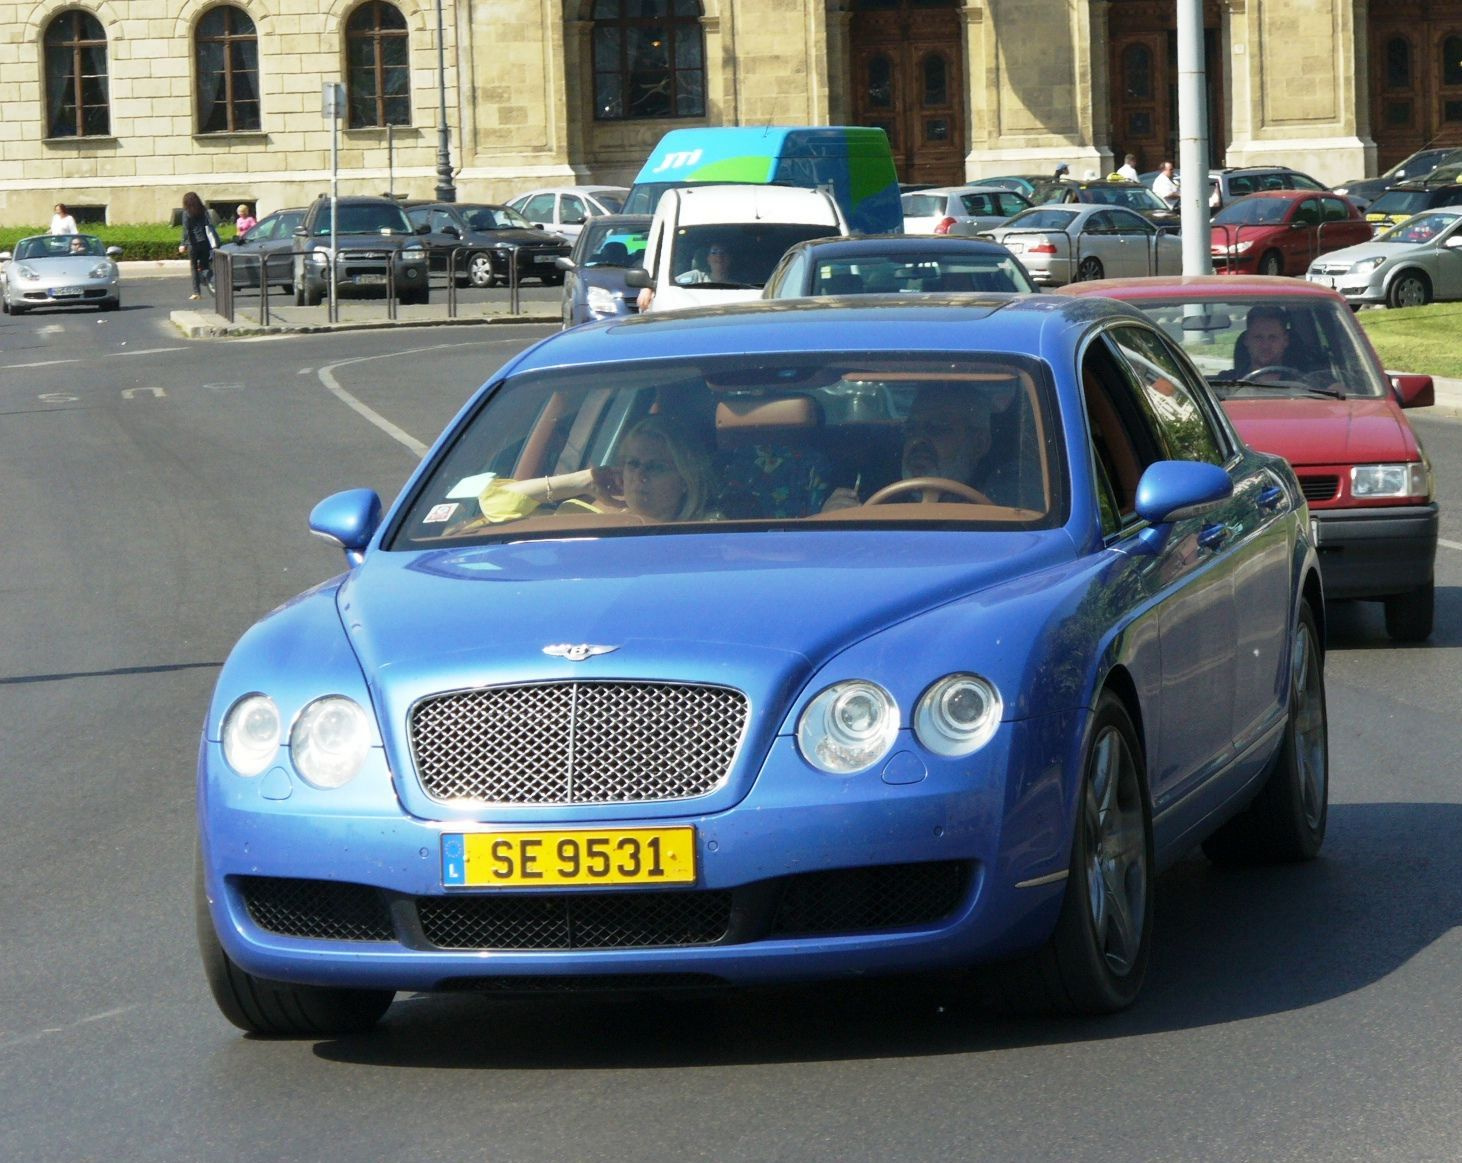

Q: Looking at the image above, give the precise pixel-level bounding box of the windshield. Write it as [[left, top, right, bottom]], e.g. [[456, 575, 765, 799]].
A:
[[1122, 296, 1390, 399], [1085, 186, 1166, 211], [1213, 198, 1292, 226], [594, 191, 626, 212], [462, 206, 535, 231], [579, 221, 649, 267], [388, 352, 1064, 549], [670, 225, 844, 287], [312, 204, 412, 236], [1001, 207, 1079, 232], [809, 252, 1034, 294], [1378, 211, 1462, 243], [18, 234, 105, 259], [1367, 189, 1432, 216]]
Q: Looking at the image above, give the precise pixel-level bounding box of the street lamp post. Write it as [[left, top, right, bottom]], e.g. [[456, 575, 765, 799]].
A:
[[434, 0, 456, 201]]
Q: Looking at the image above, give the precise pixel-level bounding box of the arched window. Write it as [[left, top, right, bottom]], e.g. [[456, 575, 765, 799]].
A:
[[44, 10, 110, 138], [346, 1, 410, 128], [1122, 44, 1152, 100], [196, 6, 260, 133], [1385, 36, 1411, 89], [592, 0, 705, 121], [1445, 35, 1462, 86]]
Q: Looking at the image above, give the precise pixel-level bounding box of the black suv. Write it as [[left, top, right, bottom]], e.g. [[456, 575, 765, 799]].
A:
[[291, 195, 430, 306]]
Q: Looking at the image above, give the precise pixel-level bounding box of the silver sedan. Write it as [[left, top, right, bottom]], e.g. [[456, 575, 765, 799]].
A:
[[1306, 207, 1462, 308], [981, 204, 1183, 286], [1, 233, 122, 314]]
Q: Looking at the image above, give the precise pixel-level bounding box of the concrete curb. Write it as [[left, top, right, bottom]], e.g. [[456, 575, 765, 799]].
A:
[[168, 307, 560, 338]]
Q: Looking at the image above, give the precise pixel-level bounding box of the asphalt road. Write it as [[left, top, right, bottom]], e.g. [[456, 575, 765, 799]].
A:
[[2, 280, 1460, 1162]]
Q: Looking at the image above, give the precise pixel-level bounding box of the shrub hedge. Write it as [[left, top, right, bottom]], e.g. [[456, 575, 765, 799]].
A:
[[0, 222, 242, 261]]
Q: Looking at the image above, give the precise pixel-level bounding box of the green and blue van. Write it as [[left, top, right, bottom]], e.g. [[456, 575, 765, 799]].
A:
[[623, 125, 902, 235]]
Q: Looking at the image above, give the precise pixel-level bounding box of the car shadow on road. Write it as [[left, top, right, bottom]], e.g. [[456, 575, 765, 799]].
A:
[[310, 798, 1461, 1068]]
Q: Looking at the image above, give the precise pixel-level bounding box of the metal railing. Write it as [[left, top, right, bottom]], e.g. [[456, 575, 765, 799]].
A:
[[991, 227, 1171, 283]]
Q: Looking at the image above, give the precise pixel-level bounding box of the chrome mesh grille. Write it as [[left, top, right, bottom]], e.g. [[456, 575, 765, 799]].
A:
[[410, 681, 749, 805]]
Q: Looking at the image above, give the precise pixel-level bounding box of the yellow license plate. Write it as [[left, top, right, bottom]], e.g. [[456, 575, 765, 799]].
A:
[[442, 827, 696, 887]]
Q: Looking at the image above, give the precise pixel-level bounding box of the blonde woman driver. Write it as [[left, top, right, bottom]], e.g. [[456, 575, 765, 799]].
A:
[[468, 416, 715, 527]]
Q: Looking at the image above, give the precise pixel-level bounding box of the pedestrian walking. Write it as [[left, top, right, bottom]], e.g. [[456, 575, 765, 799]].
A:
[[178, 191, 219, 299]]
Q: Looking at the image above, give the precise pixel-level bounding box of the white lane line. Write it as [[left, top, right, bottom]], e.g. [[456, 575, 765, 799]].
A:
[[1440, 538, 1462, 552], [316, 340, 506, 457]]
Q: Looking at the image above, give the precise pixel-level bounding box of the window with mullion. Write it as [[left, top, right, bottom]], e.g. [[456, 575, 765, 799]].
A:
[[592, 0, 705, 122], [196, 6, 260, 133], [347, 1, 411, 128], [44, 10, 110, 138]]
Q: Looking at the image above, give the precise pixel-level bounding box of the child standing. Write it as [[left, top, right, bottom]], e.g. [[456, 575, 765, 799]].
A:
[[234, 203, 257, 239]]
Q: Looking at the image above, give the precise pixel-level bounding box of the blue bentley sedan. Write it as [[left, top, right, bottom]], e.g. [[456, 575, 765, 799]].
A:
[[197, 296, 1328, 1034]]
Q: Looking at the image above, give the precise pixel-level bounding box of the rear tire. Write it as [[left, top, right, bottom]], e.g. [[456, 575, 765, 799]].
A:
[[1075, 256, 1104, 282], [195, 858, 393, 1036], [1386, 270, 1431, 309], [1384, 580, 1434, 643], [986, 692, 1152, 1015], [1203, 599, 1327, 864]]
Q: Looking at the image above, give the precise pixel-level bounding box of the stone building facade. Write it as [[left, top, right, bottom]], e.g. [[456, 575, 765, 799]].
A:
[[1, 0, 1457, 226]]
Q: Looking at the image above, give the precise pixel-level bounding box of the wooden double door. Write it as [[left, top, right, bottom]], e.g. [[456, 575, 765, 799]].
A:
[[1368, 2, 1462, 169], [849, 0, 966, 187]]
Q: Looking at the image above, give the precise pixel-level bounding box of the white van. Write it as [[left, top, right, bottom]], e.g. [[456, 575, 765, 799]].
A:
[[627, 184, 848, 313]]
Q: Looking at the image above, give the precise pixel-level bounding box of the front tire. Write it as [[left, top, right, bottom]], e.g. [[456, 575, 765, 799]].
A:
[[1384, 580, 1434, 642], [467, 252, 496, 288], [1386, 270, 1431, 309], [195, 859, 393, 1036], [1258, 251, 1285, 277], [1204, 599, 1328, 864], [988, 693, 1153, 1014]]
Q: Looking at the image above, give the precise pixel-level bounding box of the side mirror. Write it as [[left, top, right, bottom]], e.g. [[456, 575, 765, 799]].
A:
[[554, 255, 575, 271], [416, 223, 432, 235], [624, 267, 653, 289], [441, 225, 459, 238], [1444, 234, 1462, 249], [309, 488, 383, 568], [1389, 372, 1435, 409], [106, 246, 123, 258], [1134, 460, 1232, 525]]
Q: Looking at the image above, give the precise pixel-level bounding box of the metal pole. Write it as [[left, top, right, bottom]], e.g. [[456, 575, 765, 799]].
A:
[[434, 0, 456, 201], [330, 98, 340, 322], [1177, 0, 1212, 274]]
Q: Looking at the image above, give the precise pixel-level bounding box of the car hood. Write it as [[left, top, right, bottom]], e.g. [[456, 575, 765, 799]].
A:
[[20, 255, 114, 276], [470, 227, 567, 246], [1315, 239, 1416, 265], [337, 530, 1069, 698], [1224, 396, 1419, 466]]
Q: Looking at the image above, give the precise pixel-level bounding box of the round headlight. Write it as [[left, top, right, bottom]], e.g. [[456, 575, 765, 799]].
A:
[[914, 674, 1002, 757], [221, 694, 281, 776], [796, 680, 900, 774], [290, 696, 371, 788]]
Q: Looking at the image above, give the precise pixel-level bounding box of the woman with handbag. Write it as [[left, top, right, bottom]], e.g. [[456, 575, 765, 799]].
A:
[[178, 191, 219, 299]]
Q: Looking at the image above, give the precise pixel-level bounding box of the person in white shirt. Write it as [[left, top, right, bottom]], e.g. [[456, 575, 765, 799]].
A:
[[50, 203, 78, 234], [1116, 154, 1140, 181], [1152, 161, 1180, 208]]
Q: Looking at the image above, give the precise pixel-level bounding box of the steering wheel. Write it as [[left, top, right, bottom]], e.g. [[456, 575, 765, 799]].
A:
[[864, 476, 992, 505], [1242, 364, 1307, 383]]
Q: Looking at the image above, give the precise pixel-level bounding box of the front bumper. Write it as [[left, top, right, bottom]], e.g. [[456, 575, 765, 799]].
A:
[[1311, 503, 1438, 599], [198, 716, 1077, 992]]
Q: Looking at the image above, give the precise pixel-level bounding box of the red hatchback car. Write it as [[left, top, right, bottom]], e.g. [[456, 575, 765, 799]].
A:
[[1210, 190, 1372, 277], [1058, 276, 1437, 640]]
